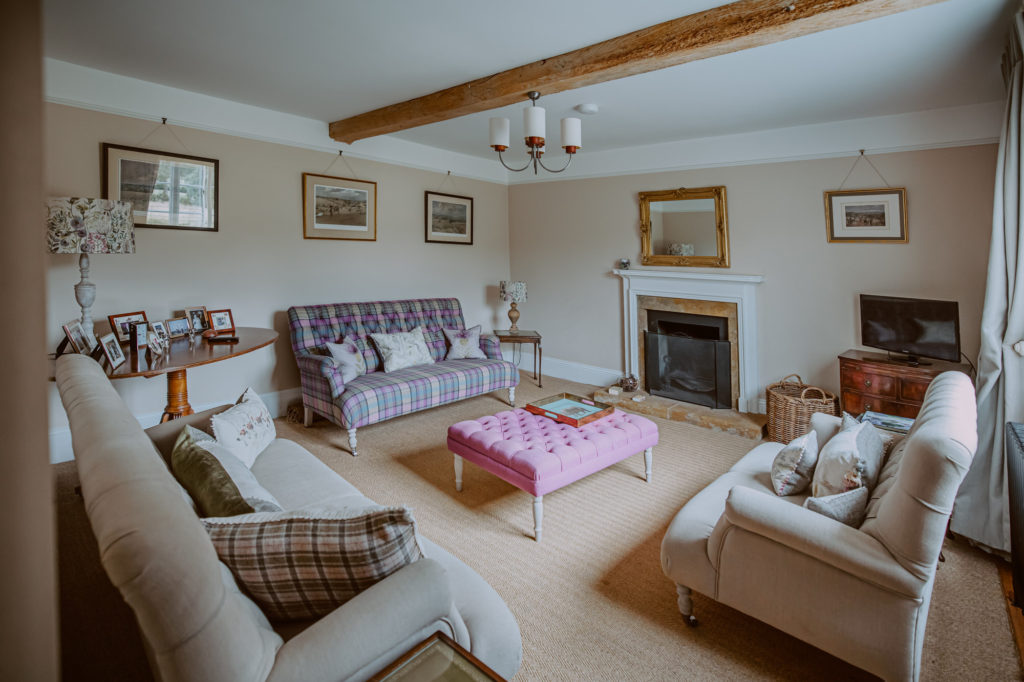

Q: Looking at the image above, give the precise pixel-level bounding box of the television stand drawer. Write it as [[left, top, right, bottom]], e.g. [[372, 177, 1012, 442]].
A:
[[840, 367, 899, 398], [840, 391, 919, 419]]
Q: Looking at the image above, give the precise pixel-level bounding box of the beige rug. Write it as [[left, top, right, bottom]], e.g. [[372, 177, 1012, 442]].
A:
[[278, 372, 1021, 681]]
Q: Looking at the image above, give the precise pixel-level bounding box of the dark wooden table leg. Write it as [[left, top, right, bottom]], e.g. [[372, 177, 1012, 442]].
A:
[[538, 341, 542, 388], [161, 368, 195, 422]]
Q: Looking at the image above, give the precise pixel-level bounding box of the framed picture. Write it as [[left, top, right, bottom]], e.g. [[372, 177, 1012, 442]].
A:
[[824, 188, 907, 243], [207, 309, 236, 335], [150, 320, 169, 343], [185, 307, 209, 331], [103, 143, 219, 232], [302, 173, 377, 241], [99, 332, 126, 370], [166, 317, 191, 338], [425, 191, 473, 245], [62, 320, 92, 354], [108, 311, 148, 344], [129, 321, 149, 353]]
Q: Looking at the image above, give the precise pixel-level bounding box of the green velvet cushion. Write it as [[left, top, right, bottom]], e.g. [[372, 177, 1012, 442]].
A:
[[171, 426, 254, 518]]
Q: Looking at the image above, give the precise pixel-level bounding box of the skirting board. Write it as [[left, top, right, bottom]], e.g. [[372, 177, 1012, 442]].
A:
[[49, 387, 303, 464], [501, 349, 621, 390]]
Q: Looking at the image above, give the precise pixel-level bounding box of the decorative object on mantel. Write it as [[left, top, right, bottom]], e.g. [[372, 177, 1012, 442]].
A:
[[639, 186, 730, 268], [47, 197, 135, 349], [499, 280, 527, 331], [425, 191, 473, 245], [618, 258, 630, 270], [619, 374, 639, 392], [489, 91, 581, 175], [824, 150, 907, 243], [765, 374, 838, 444]]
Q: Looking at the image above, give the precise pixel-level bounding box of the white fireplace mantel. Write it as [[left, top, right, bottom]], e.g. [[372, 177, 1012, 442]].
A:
[[614, 268, 764, 413]]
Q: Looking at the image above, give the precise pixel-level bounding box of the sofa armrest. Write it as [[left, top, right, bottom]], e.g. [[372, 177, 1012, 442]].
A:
[[295, 352, 346, 399], [267, 558, 457, 682], [145, 404, 232, 463], [719, 486, 923, 598], [479, 333, 502, 361]]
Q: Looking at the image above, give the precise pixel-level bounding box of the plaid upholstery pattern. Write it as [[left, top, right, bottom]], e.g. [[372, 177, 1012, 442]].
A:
[[203, 507, 423, 622], [289, 299, 518, 429]]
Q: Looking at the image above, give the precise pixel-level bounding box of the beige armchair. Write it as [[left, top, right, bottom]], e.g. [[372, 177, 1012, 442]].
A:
[[660, 372, 977, 681]]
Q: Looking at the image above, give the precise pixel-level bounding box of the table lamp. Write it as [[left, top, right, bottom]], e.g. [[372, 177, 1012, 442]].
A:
[[47, 197, 135, 346], [499, 280, 527, 331]]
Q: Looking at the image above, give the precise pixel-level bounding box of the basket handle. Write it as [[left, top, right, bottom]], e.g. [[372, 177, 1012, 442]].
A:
[[800, 387, 828, 401], [780, 374, 803, 384]]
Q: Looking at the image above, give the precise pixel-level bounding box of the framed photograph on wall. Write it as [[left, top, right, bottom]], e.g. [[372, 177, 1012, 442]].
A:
[[207, 309, 235, 335], [99, 332, 126, 370], [165, 317, 191, 338], [425, 191, 473, 245], [108, 311, 148, 344], [824, 188, 907, 243], [302, 173, 377, 241], [103, 143, 219, 232]]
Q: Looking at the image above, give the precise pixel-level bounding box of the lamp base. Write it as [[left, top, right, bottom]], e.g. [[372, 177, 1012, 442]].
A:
[[75, 252, 97, 345], [508, 302, 520, 332]]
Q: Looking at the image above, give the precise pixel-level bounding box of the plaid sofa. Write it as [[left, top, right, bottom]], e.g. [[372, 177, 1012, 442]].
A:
[[288, 298, 518, 455]]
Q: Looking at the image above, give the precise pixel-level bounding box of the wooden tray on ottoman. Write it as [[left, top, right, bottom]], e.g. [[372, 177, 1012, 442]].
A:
[[525, 393, 613, 427]]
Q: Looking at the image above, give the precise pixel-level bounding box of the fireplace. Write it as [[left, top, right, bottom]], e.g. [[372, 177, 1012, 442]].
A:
[[645, 310, 731, 408]]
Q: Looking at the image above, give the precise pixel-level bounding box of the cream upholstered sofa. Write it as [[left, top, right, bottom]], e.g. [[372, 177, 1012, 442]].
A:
[[660, 371, 976, 681], [56, 354, 522, 681]]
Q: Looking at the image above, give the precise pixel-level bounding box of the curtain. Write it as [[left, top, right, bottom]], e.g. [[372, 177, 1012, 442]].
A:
[[950, 10, 1024, 554]]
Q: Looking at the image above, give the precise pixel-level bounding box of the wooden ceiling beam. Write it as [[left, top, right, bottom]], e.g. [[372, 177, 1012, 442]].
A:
[[329, 0, 948, 144]]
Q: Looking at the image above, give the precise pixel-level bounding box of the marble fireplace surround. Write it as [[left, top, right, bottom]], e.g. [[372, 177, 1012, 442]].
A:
[[614, 269, 764, 414]]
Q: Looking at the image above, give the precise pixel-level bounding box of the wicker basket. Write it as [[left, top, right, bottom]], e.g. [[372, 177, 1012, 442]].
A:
[[765, 374, 838, 443]]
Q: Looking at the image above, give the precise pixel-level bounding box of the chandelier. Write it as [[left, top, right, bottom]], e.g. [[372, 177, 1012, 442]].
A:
[[489, 91, 581, 175]]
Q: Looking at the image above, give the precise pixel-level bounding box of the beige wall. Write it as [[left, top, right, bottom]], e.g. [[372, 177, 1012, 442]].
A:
[[509, 145, 996, 396], [45, 104, 510, 428], [2, 1, 58, 678], [661, 211, 717, 256]]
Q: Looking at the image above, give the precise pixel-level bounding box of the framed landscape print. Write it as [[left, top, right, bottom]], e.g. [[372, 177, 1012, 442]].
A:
[[824, 188, 907, 243], [425, 191, 473, 245], [108, 311, 148, 344], [103, 143, 219, 232], [302, 173, 377, 241]]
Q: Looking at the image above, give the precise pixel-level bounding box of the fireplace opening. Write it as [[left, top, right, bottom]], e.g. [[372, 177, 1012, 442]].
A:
[[644, 310, 731, 409]]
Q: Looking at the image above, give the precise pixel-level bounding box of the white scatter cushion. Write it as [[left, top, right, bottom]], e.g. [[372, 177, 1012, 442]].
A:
[[811, 414, 885, 498], [803, 486, 870, 527], [443, 325, 487, 360], [211, 387, 277, 468], [195, 437, 283, 513], [370, 327, 435, 372], [770, 430, 819, 496], [326, 336, 367, 382]]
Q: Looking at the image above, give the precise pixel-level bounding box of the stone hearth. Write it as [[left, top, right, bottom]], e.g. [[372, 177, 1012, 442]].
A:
[[593, 386, 766, 440]]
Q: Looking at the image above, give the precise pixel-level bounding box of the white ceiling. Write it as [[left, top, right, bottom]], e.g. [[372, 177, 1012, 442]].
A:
[[43, 0, 1014, 161]]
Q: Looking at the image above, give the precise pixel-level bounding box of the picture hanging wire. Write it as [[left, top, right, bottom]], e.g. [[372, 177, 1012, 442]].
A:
[[135, 117, 194, 154], [321, 150, 361, 180], [436, 169, 460, 193], [837, 149, 892, 190]]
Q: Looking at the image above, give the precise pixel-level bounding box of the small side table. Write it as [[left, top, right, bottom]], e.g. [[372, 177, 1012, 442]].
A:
[[493, 329, 542, 387]]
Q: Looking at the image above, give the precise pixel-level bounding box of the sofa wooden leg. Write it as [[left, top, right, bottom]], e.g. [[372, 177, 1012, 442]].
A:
[[676, 585, 698, 626], [454, 455, 464, 492], [533, 495, 543, 542], [303, 407, 313, 427], [347, 428, 358, 457], [644, 447, 653, 482], [508, 386, 516, 408]]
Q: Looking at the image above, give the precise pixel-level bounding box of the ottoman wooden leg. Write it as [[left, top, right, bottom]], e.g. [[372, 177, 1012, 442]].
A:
[[508, 386, 516, 408], [347, 428, 358, 457], [533, 495, 543, 542], [644, 447, 653, 482], [454, 455, 464, 492]]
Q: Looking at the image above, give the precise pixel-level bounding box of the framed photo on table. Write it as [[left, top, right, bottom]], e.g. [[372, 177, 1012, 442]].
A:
[[185, 307, 209, 332], [165, 317, 191, 338], [207, 309, 235, 335], [425, 191, 473, 245], [150, 320, 169, 343], [108, 311, 148, 344], [824, 188, 907, 243], [103, 143, 219, 232], [302, 173, 377, 241], [99, 332, 126, 369], [62, 320, 92, 354]]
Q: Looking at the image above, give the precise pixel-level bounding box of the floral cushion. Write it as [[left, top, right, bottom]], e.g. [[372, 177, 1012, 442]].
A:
[[770, 430, 818, 496], [211, 388, 277, 468], [326, 336, 367, 383], [443, 325, 487, 360], [369, 327, 435, 372], [811, 414, 885, 497]]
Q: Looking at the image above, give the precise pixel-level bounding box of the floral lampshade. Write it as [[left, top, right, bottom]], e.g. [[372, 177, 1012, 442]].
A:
[[46, 197, 135, 255], [499, 280, 527, 303]]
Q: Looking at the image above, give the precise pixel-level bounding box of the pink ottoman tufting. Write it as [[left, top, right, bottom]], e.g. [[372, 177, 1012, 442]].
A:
[[447, 408, 659, 541]]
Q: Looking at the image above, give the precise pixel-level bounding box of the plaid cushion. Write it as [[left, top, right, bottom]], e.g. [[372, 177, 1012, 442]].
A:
[[340, 358, 518, 429], [203, 507, 423, 622]]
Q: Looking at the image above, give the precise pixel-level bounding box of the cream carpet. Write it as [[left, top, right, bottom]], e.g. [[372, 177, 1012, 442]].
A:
[[278, 372, 1021, 681]]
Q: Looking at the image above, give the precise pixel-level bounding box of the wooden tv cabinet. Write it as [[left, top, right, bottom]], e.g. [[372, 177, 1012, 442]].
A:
[[838, 349, 970, 419]]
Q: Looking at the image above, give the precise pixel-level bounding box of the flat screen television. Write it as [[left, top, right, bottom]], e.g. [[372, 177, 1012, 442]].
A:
[[860, 294, 961, 364]]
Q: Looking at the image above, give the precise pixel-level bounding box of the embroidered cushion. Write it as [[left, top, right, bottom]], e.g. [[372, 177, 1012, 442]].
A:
[[326, 335, 367, 383], [811, 414, 885, 497], [770, 430, 819, 496], [211, 387, 276, 468], [202, 506, 423, 621], [803, 486, 870, 527], [369, 327, 435, 372], [443, 325, 487, 360], [171, 426, 282, 517]]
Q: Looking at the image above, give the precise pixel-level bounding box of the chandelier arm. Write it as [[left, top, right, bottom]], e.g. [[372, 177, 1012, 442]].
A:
[[536, 153, 573, 174], [496, 150, 534, 173]]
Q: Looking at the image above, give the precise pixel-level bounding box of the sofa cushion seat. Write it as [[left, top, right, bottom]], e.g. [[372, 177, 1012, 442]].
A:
[[339, 359, 518, 429], [251, 439, 374, 512]]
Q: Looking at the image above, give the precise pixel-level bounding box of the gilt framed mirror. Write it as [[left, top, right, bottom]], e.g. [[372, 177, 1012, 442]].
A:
[[639, 186, 730, 268]]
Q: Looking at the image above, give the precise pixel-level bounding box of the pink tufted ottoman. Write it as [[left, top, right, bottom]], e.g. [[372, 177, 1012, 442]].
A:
[[447, 408, 659, 541]]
